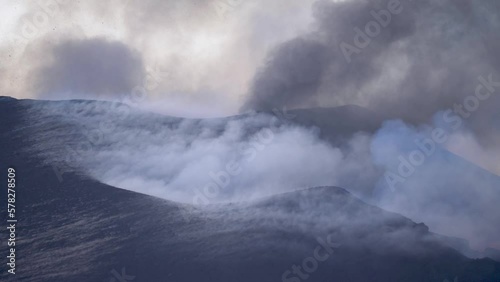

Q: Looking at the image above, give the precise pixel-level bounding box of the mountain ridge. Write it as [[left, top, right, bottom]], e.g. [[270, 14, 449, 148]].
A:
[[2, 96, 500, 281]]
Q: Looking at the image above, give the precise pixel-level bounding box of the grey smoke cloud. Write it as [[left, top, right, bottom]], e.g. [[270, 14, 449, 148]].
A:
[[243, 38, 331, 111], [242, 0, 500, 139], [0, 0, 314, 114], [33, 38, 145, 99]]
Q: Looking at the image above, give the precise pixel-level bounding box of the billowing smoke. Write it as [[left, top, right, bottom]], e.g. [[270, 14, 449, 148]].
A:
[[33, 38, 145, 100], [371, 115, 500, 250], [24, 100, 379, 205], [242, 0, 500, 140], [0, 0, 315, 113]]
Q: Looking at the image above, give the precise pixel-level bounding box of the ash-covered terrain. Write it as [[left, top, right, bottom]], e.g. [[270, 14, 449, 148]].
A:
[[1, 97, 500, 281]]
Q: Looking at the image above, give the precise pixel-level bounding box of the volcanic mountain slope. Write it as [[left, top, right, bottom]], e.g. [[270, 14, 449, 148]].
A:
[[2, 168, 500, 281], [8, 97, 385, 154], [1, 96, 500, 281], [1, 97, 385, 202]]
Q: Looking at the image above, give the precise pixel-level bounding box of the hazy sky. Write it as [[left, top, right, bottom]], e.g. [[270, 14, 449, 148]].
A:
[[0, 0, 316, 116]]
